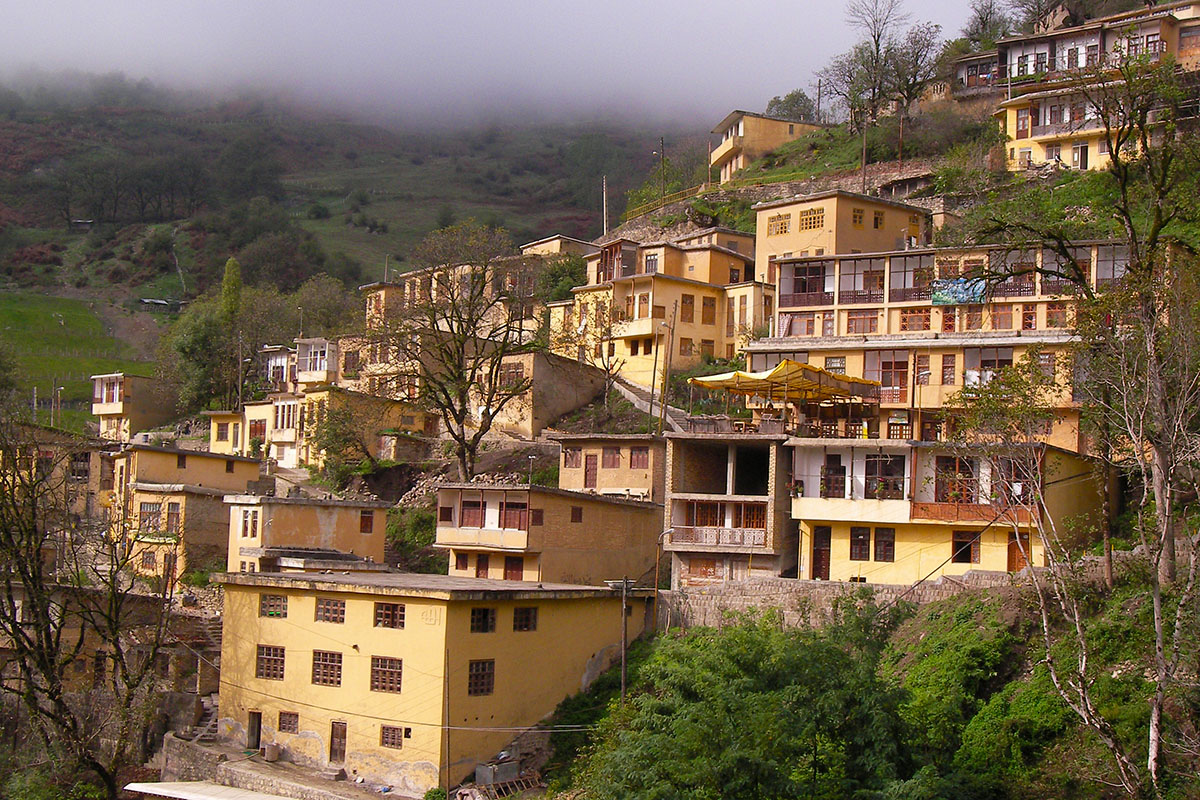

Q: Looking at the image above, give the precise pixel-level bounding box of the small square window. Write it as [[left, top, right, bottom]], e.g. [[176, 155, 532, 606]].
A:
[[255, 645, 285, 680], [570, 506, 583, 523], [374, 602, 405, 629], [952, 531, 981, 564], [370, 656, 403, 693], [380, 725, 410, 748], [359, 510, 375, 534], [439, 506, 453, 522], [315, 598, 346, 624], [455, 552, 468, 571], [311, 650, 342, 686], [467, 659, 495, 695], [513, 607, 538, 632], [470, 607, 496, 633], [278, 711, 299, 733], [850, 527, 871, 561], [259, 594, 288, 618], [176, 453, 187, 469], [225, 460, 235, 474]]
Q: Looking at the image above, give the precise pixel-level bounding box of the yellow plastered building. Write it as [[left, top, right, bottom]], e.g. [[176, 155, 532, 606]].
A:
[[752, 190, 930, 282], [215, 572, 649, 795], [90, 373, 176, 442], [435, 484, 664, 586], [225, 495, 391, 573], [710, 110, 824, 184], [550, 434, 666, 504]]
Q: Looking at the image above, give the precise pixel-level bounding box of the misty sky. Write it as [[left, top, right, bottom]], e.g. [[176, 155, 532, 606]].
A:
[[2, 0, 971, 126]]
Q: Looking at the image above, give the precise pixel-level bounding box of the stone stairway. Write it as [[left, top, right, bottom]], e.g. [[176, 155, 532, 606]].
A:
[[194, 693, 219, 742], [613, 379, 689, 432]]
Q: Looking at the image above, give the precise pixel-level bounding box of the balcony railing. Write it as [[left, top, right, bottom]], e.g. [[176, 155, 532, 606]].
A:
[[779, 291, 834, 308], [794, 419, 880, 440], [865, 476, 906, 500], [992, 279, 1036, 297], [880, 387, 908, 404], [887, 422, 913, 440], [821, 472, 847, 499], [1040, 279, 1077, 295], [1030, 119, 1103, 138], [670, 526, 767, 548], [911, 501, 1034, 525], [839, 289, 884, 305], [889, 286, 931, 302]]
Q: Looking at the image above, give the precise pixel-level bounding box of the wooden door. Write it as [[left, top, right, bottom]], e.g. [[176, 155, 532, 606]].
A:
[[1008, 532, 1030, 572], [504, 556, 523, 581], [812, 526, 832, 580], [584, 454, 598, 488], [475, 554, 489, 579], [329, 721, 347, 763], [247, 711, 262, 750]]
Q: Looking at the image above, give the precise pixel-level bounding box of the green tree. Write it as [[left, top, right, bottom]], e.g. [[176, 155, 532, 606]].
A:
[[534, 253, 586, 305], [765, 89, 818, 122], [219, 256, 242, 323], [213, 131, 284, 201]]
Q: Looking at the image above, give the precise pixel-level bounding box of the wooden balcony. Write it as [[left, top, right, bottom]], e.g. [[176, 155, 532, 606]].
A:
[[838, 289, 884, 305], [911, 502, 1035, 525], [670, 526, 768, 548], [778, 291, 834, 308]]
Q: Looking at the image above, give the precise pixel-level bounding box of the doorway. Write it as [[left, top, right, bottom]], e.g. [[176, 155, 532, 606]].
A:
[[247, 711, 262, 750], [329, 721, 347, 763], [812, 526, 832, 580], [1008, 531, 1030, 572], [584, 454, 598, 488]]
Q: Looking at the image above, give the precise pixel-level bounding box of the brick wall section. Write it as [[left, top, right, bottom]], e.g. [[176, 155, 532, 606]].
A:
[[658, 552, 1132, 630]]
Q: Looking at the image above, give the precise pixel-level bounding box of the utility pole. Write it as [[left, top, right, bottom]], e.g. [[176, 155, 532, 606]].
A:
[[657, 302, 678, 435], [602, 175, 609, 234], [816, 78, 822, 122], [654, 137, 666, 204], [620, 577, 629, 702]]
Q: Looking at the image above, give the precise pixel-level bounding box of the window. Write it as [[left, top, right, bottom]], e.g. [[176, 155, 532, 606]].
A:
[[865, 454, 905, 499], [513, 607, 538, 632], [700, 339, 715, 358], [1046, 302, 1068, 328], [139, 502, 162, 532], [992, 304, 1013, 330], [570, 506, 583, 523], [259, 594, 288, 618], [1037, 351, 1056, 378], [176, 453, 187, 469], [455, 552, 468, 571], [255, 645, 285, 680], [941, 307, 956, 333], [439, 505, 453, 522], [166, 502, 180, 534], [140, 550, 157, 570], [823, 356, 846, 374], [241, 509, 258, 537], [852, 208, 864, 227], [563, 447, 581, 468], [900, 307, 930, 332], [460, 499, 485, 527], [630, 446, 650, 470], [846, 309, 878, 334], [311, 651, 342, 686], [952, 531, 981, 564], [730, 267, 741, 283], [249, 419, 267, 441], [965, 305, 983, 331], [644, 253, 658, 274], [602, 447, 621, 469], [874, 528, 896, 562], [216, 423, 229, 442], [380, 725, 410, 749], [375, 602, 405, 629], [915, 354, 930, 385], [798, 208, 824, 230], [679, 337, 693, 356], [850, 527, 871, 560], [467, 659, 495, 696], [680, 294, 694, 323], [1022, 305, 1038, 330], [767, 214, 791, 236], [873, 210, 885, 229], [530, 508, 544, 526], [701, 297, 716, 325], [1045, 143, 1061, 162], [278, 711, 299, 733], [475, 554, 489, 578], [370, 656, 403, 693], [470, 608, 496, 633], [225, 459, 235, 474], [629, 339, 639, 356], [359, 510, 375, 534], [315, 598, 346, 624], [941, 354, 957, 385]]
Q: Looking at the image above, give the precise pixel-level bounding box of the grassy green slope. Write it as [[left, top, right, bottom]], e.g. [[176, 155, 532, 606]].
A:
[[0, 292, 154, 432]]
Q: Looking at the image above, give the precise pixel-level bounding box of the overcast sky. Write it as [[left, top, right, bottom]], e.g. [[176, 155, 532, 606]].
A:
[[1, 0, 971, 126]]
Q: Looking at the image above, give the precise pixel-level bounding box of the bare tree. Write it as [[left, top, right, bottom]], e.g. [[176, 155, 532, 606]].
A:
[[549, 292, 627, 412], [963, 0, 1012, 49], [0, 416, 175, 799], [371, 221, 539, 480], [1009, 0, 1063, 33], [846, 0, 912, 121]]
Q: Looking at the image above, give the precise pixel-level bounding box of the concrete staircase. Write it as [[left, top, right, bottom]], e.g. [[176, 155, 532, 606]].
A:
[[613, 379, 689, 433], [194, 693, 219, 743]]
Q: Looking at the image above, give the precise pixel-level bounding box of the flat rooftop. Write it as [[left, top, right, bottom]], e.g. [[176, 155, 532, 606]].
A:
[[217, 571, 649, 599]]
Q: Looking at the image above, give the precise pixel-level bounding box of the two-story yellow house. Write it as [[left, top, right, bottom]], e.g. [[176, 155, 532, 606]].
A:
[[435, 483, 663, 586], [90, 373, 176, 442], [106, 444, 260, 585], [710, 110, 824, 184], [216, 572, 649, 795], [550, 433, 666, 503]]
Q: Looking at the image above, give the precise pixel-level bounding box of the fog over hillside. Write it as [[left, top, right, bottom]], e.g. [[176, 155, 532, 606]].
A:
[[0, 0, 971, 127]]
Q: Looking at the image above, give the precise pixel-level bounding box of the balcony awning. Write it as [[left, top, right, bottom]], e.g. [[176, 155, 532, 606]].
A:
[[688, 359, 880, 402]]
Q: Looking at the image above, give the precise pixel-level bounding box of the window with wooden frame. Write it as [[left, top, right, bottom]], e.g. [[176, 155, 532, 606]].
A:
[[630, 446, 650, 470], [141, 550, 157, 569], [965, 305, 983, 330], [139, 502, 162, 532], [701, 297, 716, 325], [941, 354, 957, 385], [374, 602, 405, 629], [278, 711, 299, 733], [915, 354, 930, 385], [513, 607, 538, 632], [1037, 351, 1056, 378], [470, 608, 496, 633], [941, 308, 956, 332], [241, 509, 258, 537], [798, 208, 824, 231], [255, 645, 285, 680], [952, 530, 981, 563], [1022, 305, 1038, 330], [460, 499, 485, 527], [900, 307, 930, 331], [311, 650, 342, 686], [680, 294, 694, 323], [679, 337, 693, 356], [601, 447, 621, 469], [563, 448, 581, 468], [850, 527, 871, 560], [380, 725, 410, 748], [259, 594, 288, 618], [530, 508, 544, 526], [823, 356, 846, 374], [992, 304, 1013, 330], [359, 510, 375, 533], [370, 656, 403, 693], [873, 210, 885, 229], [216, 423, 229, 442], [852, 208, 864, 227], [846, 309, 878, 334], [439, 505, 453, 522], [315, 598, 346, 624], [455, 552, 468, 571], [467, 659, 495, 696], [767, 213, 791, 236], [874, 528, 896, 562], [1046, 302, 1068, 328]]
